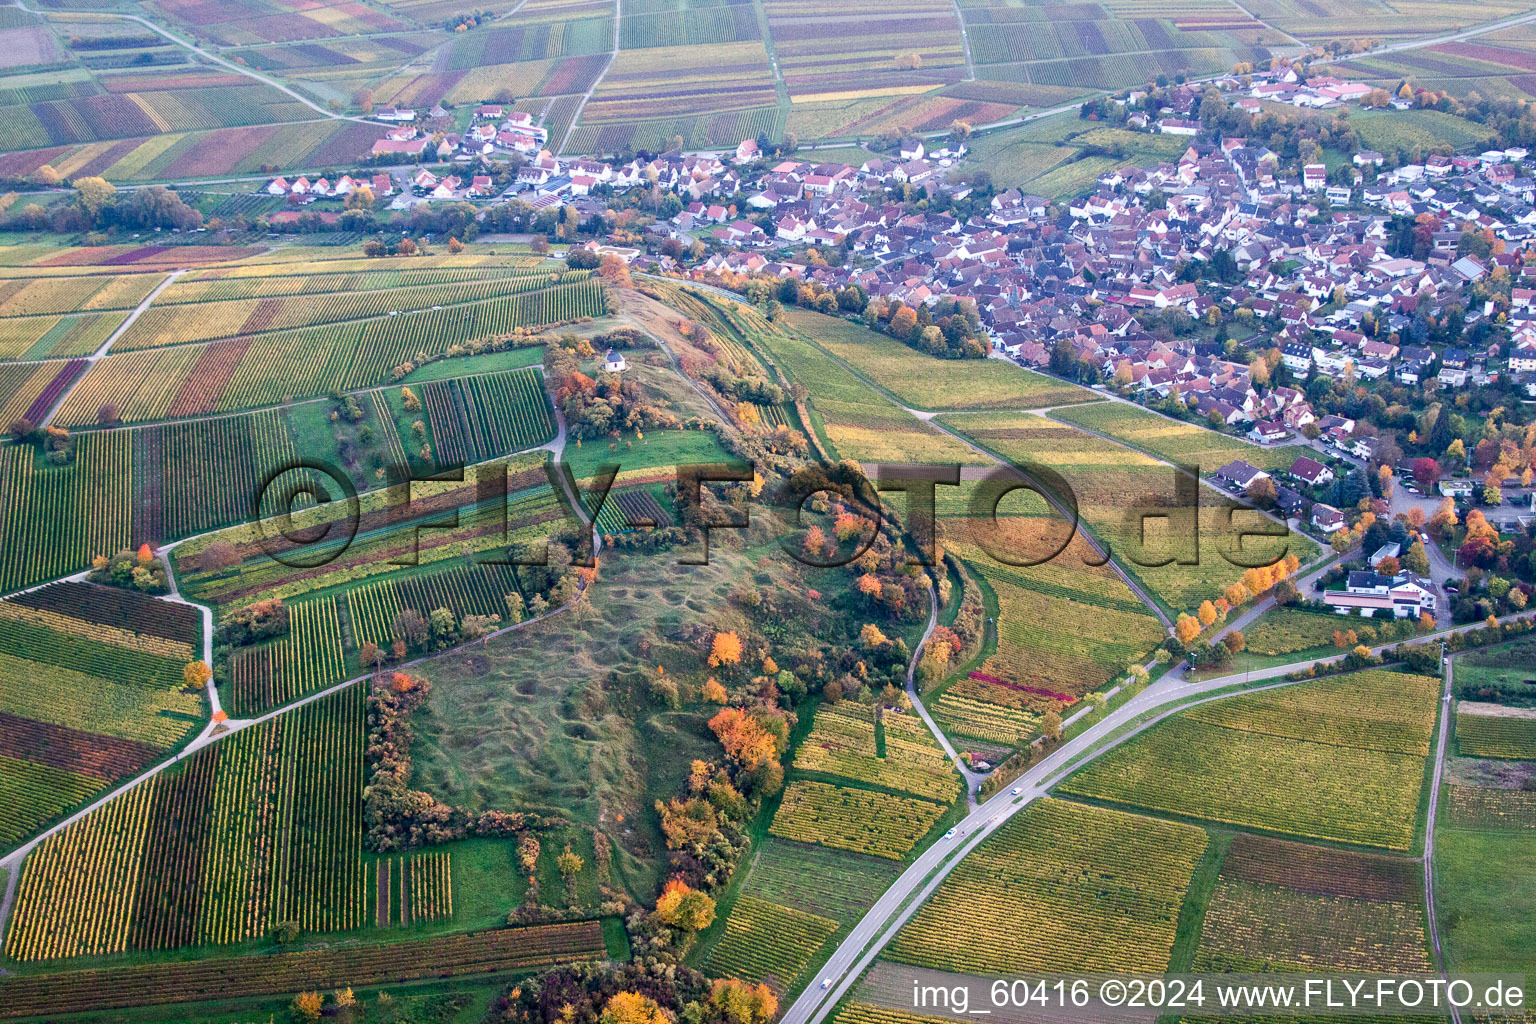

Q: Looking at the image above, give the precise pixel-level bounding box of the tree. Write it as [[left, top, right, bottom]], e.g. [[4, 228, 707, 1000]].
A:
[[1042, 710, 1062, 740], [392, 608, 428, 650], [29, 164, 60, 186], [894, 52, 923, 70], [201, 539, 240, 572], [654, 878, 715, 930], [709, 979, 778, 1024], [708, 630, 743, 668], [428, 606, 458, 649], [73, 176, 116, 220], [598, 253, 633, 287], [1403, 541, 1431, 576], [557, 843, 584, 877], [1197, 600, 1218, 626], [1175, 613, 1202, 643], [518, 833, 541, 871], [1224, 582, 1251, 607], [1246, 476, 1278, 508], [182, 660, 211, 689], [290, 992, 324, 1023], [702, 678, 727, 703], [97, 402, 119, 425], [1413, 457, 1442, 489], [708, 707, 777, 768], [601, 992, 672, 1024], [1224, 630, 1246, 655]]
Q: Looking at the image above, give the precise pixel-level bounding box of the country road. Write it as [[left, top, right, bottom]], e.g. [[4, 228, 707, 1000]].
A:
[[36, 269, 185, 428], [1424, 650, 1463, 1024], [781, 612, 1532, 1024]]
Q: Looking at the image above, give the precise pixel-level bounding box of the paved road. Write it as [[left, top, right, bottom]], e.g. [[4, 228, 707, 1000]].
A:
[[904, 581, 985, 803], [782, 611, 1533, 1024], [1423, 650, 1461, 1024]]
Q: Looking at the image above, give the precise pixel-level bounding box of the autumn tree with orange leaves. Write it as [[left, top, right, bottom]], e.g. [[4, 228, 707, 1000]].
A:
[[707, 707, 777, 769], [708, 630, 743, 668]]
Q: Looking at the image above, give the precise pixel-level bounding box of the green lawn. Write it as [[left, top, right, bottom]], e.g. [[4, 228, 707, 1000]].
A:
[[1436, 827, 1536, 975], [564, 427, 735, 481], [783, 309, 1099, 412], [401, 346, 545, 383]]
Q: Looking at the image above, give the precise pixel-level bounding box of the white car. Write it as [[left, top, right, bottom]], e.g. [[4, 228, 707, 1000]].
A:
[[821, 979, 832, 990], [943, 828, 956, 840], [1011, 786, 1022, 796]]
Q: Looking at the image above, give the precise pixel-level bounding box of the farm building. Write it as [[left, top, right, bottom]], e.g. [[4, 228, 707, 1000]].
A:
[[1324, 571, 1435, 619]]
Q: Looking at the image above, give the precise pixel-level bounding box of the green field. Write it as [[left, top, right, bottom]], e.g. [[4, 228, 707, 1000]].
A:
[[886, 798, 1208, 974], [1436, 828, 1536, 976], [1456, 707, 1536, 760], [1061, 669, 1440, 850], [1052, 401, 1298, 474], [782, 309, 1100, 412]]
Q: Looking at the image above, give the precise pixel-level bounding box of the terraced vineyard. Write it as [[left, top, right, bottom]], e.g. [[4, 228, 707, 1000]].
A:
[[115, 274, 585, 351], [729, 302, 986, 466], [741, 839, 896, 921], [1052, 400, 1297, 473], [768, 781, 945, 860], [346, 562, 526, 650], [1061, 669, 1440, 850], [227, 595, 349, 716], [886, 798, 1207, 973], [790, 703, 960, 802], [1193, 834, 1431, 973], [0, 921, 606, 1018], [5, 685, 365, 961], [939, 412, 1313, 615], [1446, 784, 1536, 829], [0, 584, 201, 847], [782, 309, 1099, 412], [1457, 706, 1536, 760], [175, 454, 572, 611], [52, 280, 603, 427], [703, 894, 839, 990]]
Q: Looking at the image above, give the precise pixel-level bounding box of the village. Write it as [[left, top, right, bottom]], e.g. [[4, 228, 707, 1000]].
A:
[[250, 64, 1536, 625]]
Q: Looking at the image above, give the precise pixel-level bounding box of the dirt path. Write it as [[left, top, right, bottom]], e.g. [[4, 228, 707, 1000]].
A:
[[14, 1, 369, 124], [556, 0, 620, 154], [37, 268, 185, 427]]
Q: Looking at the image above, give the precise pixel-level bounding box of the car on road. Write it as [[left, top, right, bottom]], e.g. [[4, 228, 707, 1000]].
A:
[[1011, 786, 1022, 795], [943, 828, 956, 840], [821, 979, 832, 990]]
